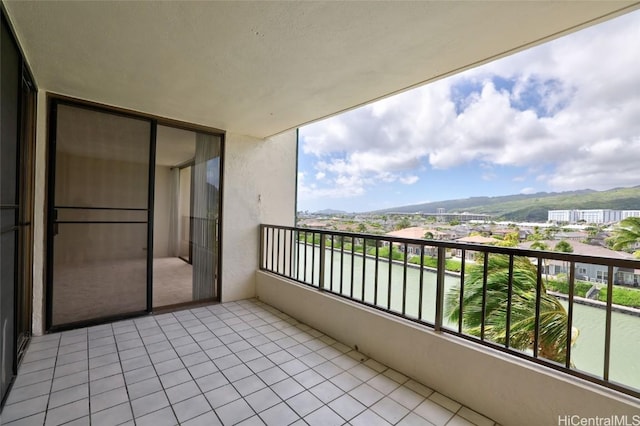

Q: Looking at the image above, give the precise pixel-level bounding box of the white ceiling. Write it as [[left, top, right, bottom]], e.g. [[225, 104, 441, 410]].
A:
[[156, 126, 195, 168], [5, 1, 639, 139]]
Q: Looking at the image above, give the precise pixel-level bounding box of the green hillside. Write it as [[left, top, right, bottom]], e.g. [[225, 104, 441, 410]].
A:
[[374, 186, 640, 221]]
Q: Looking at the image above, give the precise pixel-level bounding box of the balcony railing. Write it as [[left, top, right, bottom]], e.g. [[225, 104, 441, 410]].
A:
[[259, 224, 640, 399]]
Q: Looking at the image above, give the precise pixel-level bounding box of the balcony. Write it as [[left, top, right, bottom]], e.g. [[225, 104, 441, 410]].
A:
[[3, 3, 640, 424], [0, 299, 495, 426], [257, 225, 640, 424]]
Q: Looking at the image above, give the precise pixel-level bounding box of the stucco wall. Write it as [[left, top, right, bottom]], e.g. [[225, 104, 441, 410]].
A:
[[221, 131, 297, 302], [256, 271, 640, 426]]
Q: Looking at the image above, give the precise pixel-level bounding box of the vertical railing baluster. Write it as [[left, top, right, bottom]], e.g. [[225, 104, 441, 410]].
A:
[[289, 229, 294, 278], [362, 238, 367, 302], [303, 231, 308, 283], [533, 256, 543, 358], [282, 229, 287, 274], [319, 234, 326, 290], [480, 252, 489, 341], [266, 226, 272, 271], [295, 230, 300, 281], [435, 246, 446, 332], [402, 242, 408, 315], [374, 241, 379, 306], [505, 255, 514, 349], [311, 232, 316, 286], [566, 260, 576, 369], [387, 242, 393, 310], [276, 228, 281, 274], [418, 244, 424, 320], [350, 237, 355, 298], [340, 236, 344, 294], [604, 264, 614, 381], [259, 225, 265, 270], [330, 235, 334, 292], [458, 249, 466, 334]]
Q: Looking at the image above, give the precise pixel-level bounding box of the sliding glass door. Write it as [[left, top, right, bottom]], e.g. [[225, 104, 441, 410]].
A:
[[1, 13, 21, 402], [48, 103, 152, 328], [153, 126, 221, 308], [1, 11, 36, 404], [47, 101, 223, 329]]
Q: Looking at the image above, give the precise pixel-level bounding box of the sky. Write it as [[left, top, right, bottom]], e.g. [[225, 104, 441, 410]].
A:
[[297, 10, 640, 213]]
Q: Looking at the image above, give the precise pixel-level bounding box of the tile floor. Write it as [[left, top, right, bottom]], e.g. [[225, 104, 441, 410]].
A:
[[1, 299, 497, 426]]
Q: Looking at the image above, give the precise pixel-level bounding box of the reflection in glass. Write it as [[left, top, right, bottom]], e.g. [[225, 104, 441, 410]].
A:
[[51, 104, 150, 326], [153, 127, 221, 308]]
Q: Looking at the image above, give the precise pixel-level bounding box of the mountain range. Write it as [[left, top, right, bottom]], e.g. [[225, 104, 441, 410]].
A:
[[370, 186, 640, 221]]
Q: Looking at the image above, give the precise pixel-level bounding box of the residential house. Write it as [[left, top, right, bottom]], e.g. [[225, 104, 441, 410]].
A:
[[519, 241, 639, 286], [454, 235, 500, 260]]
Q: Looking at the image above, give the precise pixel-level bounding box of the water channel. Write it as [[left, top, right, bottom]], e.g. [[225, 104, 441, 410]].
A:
[[291, 244, 640, 392]]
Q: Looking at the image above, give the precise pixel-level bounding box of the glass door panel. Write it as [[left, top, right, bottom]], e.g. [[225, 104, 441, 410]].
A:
[[179, 166, 192, 262], [1, 13, 20, 403], [192, 134, 221, 301], [153, 126, 221, 308], [50, 103, 151, 328]]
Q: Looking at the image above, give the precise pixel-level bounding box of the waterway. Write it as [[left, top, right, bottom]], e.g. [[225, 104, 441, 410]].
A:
[[292, 244, 640, 391]]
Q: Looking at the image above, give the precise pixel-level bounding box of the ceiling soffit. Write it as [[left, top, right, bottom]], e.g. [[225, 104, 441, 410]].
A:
[[4, 1, 639, 138]]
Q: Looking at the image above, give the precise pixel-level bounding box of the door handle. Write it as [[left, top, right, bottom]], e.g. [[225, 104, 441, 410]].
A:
[[53, 209, 59, 236]]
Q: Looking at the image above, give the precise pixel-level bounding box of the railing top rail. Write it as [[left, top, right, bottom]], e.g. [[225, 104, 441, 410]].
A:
[[261, 224, 640, 269]]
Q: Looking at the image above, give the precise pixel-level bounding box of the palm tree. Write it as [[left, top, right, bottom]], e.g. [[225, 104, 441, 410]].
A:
[[554, 240, 573, 277], [530, 241, 550, 282], [554, 240, 573, 253], [446, 254, 575, 363], [609, 217, 640, 257]]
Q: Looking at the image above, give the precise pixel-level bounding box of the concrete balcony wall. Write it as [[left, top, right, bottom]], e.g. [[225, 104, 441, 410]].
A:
[[221, 131, 296, 302], [256, 270, 640, 425]]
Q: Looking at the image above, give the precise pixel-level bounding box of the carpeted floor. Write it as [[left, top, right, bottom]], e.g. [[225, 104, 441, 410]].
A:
[[51, 257, 193, 326], [152, 256, 193, 308]]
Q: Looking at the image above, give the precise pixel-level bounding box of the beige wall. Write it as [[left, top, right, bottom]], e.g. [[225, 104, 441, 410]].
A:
[[221, 131, 297, 302], [256, 271, 640, 426], [153, 165, 171, 258]]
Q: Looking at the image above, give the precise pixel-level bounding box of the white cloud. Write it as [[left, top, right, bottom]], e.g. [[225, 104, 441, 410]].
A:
[[520, 187, 536, 195], [299, 10, 640, 201], [400, 175, 419, 185]]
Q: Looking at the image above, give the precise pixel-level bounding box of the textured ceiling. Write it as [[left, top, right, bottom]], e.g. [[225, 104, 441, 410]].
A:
[[5, 1, 639, 138]]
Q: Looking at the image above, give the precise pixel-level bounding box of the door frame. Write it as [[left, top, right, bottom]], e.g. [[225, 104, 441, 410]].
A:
[[45, 95, 225, 332], [0, 5, 37, 409]]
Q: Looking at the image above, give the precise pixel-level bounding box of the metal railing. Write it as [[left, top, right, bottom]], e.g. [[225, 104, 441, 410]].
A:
[[259, 224, 640, 399]]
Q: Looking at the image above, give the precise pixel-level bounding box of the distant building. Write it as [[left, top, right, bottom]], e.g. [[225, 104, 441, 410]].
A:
[[548, 210, 578, 222], [519, 240, 639, 286], [383, 227, 452, 256], [622, 210, 640, 219], [548, 209, 640, 224], [454, 235, 499, 260], [388, 212, 492, 222], [436, 208, 446, 214]]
